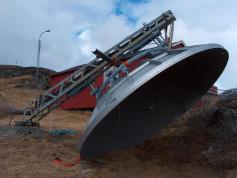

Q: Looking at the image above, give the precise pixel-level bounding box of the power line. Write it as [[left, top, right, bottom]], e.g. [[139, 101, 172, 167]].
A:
[[0, 35, 48, 49], [0, 33, 48, 47], [0, 38, 37, 49], [0, 29, 48, 46], [0, 31, 37, 45], [0, 37, 43, 50], [0, 30, 38, 43], [0, 36, 37, 48], [0, 40, 48, 54], [0, 34, 37, 47]]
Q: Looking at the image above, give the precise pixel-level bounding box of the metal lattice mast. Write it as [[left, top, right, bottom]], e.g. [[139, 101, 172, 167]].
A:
[[18, 10, 176, 126]]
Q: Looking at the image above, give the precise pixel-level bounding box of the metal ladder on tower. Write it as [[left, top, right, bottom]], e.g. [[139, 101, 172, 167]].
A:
[[16, 10, 176, 126]]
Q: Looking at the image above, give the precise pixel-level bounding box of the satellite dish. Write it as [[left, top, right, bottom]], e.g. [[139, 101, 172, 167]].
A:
[[79, 44, 228, 159]]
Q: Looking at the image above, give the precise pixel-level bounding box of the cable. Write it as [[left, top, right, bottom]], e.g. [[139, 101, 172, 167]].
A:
[[0, 30, 48, 47], [0, 36, 48, 49], [0, 30, 38, 43], [0, 34, 47, 47], [0, 32, 37, 45], [0, 36, 37, 48], [0, 38, 37, 49]]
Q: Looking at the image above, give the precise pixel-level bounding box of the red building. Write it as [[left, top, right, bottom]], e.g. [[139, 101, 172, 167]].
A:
[[50, 66, 103, 110], [50, 41, 217, 110], [50, 61, 143, 110]]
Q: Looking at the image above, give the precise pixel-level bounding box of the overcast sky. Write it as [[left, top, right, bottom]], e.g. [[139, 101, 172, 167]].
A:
[[0, 0, 236, 89]]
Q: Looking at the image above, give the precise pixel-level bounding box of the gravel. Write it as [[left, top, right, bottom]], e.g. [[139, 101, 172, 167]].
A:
[[0, 126, 48, 138]]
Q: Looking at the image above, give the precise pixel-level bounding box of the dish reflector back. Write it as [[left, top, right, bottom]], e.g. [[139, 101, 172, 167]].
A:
[[78, 44, 228, 159]]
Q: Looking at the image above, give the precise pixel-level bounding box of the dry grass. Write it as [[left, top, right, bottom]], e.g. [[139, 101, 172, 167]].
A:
[[0, 76, 237, 178]]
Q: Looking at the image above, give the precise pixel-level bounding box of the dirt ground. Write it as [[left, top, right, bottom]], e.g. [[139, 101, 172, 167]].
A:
[[0, 76, 237, 178]]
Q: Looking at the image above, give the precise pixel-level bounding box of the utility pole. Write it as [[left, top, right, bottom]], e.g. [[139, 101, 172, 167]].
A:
[[36, 30, 50, 85]]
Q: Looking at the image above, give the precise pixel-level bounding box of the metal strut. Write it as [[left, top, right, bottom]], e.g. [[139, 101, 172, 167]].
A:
[[16, 10, 176, 126]]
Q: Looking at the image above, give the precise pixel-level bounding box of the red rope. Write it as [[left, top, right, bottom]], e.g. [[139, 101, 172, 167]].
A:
[[52, 155, 81, 167]]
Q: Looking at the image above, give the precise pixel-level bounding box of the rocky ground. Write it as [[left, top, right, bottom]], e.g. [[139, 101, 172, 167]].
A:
[[0, 65, 55, 89], [0, 66, 237, 177]]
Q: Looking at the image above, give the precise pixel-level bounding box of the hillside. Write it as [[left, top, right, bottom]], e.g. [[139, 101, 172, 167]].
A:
[[0, 66, 237, 177], [0, 65, 56, 89]]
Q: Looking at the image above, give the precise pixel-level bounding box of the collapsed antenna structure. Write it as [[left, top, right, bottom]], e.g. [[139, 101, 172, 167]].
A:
[[16, 10, 176, 126], [16, 10, 228, 159]]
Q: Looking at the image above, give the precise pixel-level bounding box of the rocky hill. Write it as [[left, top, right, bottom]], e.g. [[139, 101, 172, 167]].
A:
[[0, 65, 56, 89]]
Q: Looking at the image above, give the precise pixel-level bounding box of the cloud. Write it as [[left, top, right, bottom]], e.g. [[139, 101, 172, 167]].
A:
[[173, 19, 237, 90], [0, 0, 135, 70], [0, 0, 236, 89], [119, 0, 237, 89]]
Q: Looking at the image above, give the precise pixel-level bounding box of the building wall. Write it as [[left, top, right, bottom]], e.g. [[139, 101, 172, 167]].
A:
[[51, 71, 103, 110]]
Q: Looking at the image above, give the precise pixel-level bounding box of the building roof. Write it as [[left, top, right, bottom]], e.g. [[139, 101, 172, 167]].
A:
[[51, 64, 85, 77], [172, 40, 186, 48], [51, 40, 186, 78]]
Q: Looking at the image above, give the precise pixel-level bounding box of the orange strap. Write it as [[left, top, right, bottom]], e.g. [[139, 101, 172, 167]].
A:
[[52, 155, 81, 167], [122, 61, 129, 67]]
